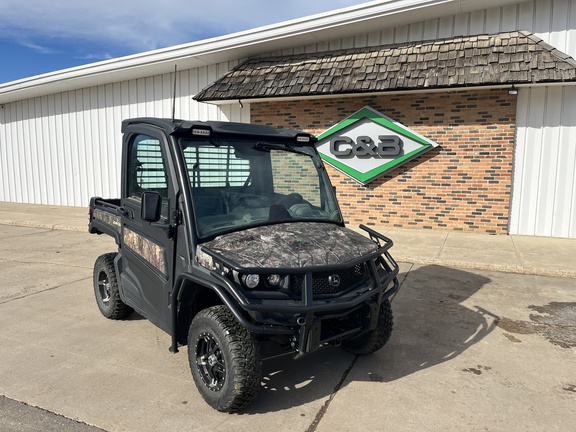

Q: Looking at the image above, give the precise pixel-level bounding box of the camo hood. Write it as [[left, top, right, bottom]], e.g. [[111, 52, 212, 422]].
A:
[[197, 222, 377, 269]]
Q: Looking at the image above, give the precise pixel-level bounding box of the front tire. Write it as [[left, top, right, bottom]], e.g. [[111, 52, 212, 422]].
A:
[[93, 253, 133, 320], [342, 299, 393, 355], [188, 306, 262, 413]]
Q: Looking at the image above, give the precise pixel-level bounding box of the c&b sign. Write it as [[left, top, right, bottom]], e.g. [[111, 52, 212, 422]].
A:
[[316, 107, 439, 185]]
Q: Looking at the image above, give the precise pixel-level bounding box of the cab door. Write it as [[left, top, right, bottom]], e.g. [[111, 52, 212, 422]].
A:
[[118, 129, 176, 332]]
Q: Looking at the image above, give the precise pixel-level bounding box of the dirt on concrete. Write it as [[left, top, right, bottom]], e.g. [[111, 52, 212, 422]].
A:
[[497, 302, 576, 349]]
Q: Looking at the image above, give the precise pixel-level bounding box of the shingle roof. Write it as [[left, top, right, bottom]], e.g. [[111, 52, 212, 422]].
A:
[[194, 31, 576, 102]]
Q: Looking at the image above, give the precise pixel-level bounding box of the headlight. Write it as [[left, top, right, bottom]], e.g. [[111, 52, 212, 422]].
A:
[[242, 274, 260, 289], [267, 274, 281, 286]]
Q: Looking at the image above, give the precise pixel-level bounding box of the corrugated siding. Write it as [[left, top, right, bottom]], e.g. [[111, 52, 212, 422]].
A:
[[0, 63, 250, 206], [510, 86, 576, 237], [268, 0, 575, 58]]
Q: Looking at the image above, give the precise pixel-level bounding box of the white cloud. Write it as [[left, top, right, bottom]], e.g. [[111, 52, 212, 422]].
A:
[[18, 41, 59, 55], [74, 53, 114, 61], [0, 0, 371, 52]]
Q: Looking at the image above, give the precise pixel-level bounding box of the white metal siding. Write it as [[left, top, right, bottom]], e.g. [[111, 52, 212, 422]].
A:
[[0, 63, 250, 206], [268, 0, 575, 58], [510, 86, 576, 238]]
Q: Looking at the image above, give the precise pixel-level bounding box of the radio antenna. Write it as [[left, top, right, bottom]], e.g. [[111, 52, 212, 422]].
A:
[[171, 65, 178, 121]]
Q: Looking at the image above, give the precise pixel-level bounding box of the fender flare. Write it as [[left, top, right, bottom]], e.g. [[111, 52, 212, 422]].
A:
[[169, 272, 291, 353]]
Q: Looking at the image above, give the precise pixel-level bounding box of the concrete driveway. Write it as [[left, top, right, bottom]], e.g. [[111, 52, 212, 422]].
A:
[[0, 224, 574, 431]]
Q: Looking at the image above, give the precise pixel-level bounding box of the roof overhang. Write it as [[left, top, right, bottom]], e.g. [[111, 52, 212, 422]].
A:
[[0, 0, 524, 104], [191, 82, 574, 106], [193, 31, 576, 103]]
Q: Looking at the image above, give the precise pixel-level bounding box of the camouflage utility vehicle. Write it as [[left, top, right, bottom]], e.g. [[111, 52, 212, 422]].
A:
[[89, 118, 399, 412]]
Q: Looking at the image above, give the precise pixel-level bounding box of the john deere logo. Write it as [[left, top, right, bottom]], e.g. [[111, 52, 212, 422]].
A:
[[328, 275, 340, 287], [316, 107, 439, 185]]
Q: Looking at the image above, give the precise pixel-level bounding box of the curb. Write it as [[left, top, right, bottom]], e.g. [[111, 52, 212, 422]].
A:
[[395, 256, 576, 279], [0, 220, 87, 233]]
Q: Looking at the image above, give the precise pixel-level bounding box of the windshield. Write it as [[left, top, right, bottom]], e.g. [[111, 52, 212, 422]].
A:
[[180, 138, 343, 238]]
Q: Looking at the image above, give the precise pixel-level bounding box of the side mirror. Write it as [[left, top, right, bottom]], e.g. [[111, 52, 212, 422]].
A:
[[141, 191, 162, 222]]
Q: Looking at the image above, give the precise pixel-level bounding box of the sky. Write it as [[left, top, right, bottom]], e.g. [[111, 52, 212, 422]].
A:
[[0, 0, 373, 85]]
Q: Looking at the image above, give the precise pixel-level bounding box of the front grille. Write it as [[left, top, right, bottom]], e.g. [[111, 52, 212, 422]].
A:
[[290, 263, 367, 296]]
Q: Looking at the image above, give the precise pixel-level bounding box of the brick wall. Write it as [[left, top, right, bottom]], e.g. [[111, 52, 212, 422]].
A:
[[251, 89, 516, 234], [271, 151, 321, 206]]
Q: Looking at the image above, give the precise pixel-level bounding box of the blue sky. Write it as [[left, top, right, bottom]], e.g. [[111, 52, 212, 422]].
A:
[[0, 0, 371, 85]]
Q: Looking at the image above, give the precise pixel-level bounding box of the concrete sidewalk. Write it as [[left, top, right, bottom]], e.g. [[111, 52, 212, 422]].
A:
[[1, 201, 575, 279]]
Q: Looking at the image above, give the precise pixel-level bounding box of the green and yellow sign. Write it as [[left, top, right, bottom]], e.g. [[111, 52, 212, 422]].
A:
[[316, 106, 439, 185]]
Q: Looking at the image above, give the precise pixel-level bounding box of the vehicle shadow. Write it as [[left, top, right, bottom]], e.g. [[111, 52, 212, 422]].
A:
[[245, 264, 497, 414]]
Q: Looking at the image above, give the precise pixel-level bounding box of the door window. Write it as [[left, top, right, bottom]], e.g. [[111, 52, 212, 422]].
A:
[[127, 134, 169, 218]]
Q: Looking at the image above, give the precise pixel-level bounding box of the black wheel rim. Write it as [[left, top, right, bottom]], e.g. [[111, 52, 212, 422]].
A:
[[195, 332, 225, 391], [97, 271, 111, 305]]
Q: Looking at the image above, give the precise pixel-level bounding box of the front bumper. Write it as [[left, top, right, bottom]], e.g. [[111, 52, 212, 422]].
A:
[[176, 225, 400, 356]]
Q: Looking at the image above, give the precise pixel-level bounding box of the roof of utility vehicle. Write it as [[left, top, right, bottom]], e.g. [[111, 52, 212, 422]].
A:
[[121, 117, 318, 143]]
